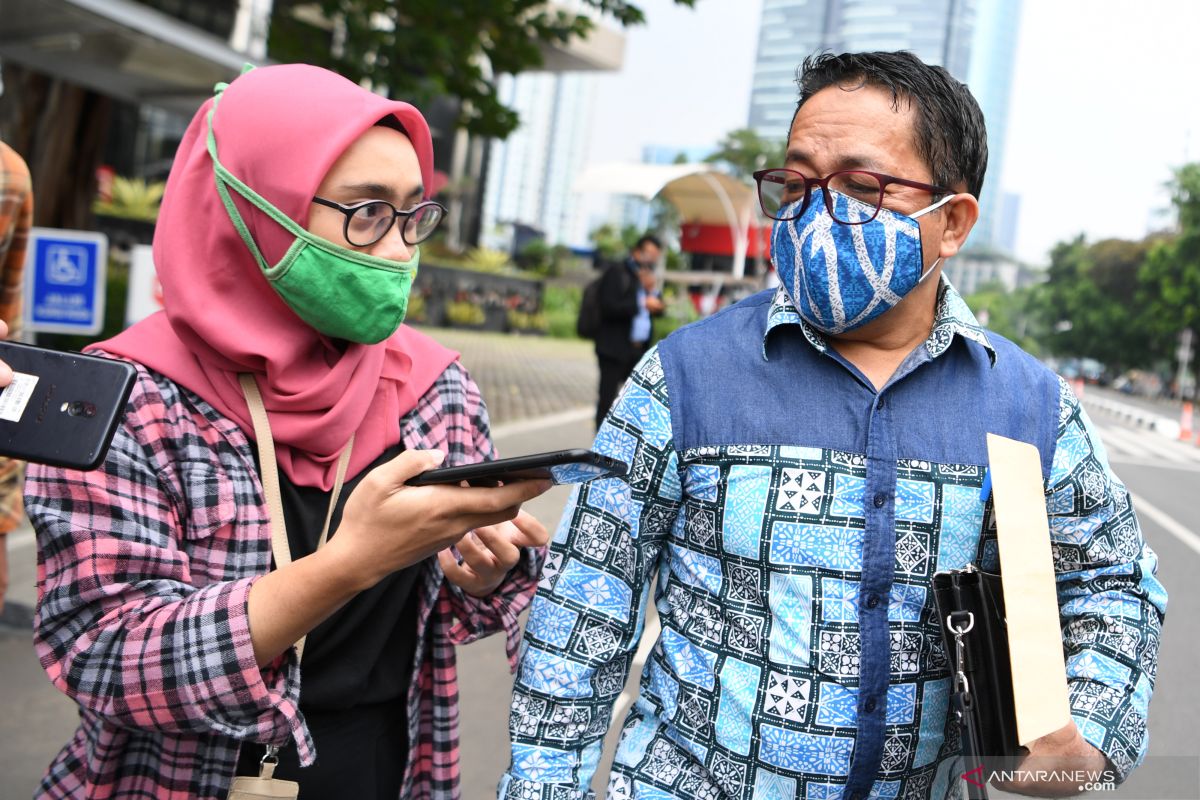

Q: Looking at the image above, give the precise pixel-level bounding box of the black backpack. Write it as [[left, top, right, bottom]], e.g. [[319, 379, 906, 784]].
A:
[[576, 276, 604, 339]]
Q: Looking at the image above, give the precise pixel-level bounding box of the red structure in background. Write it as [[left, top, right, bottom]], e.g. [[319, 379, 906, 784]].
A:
[[679, 222, 772, 259], [675, 222, 773, 316]]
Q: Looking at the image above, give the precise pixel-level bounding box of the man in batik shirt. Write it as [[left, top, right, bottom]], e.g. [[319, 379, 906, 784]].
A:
[[501, 51, 1165, 800]]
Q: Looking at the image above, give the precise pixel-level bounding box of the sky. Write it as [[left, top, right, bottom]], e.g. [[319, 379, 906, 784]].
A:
[[585, 0, 1200, 265]]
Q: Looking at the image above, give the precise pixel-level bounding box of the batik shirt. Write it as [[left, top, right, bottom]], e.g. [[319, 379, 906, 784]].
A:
[[28, 358, 542, 800], [501, 282, 1166, 800]]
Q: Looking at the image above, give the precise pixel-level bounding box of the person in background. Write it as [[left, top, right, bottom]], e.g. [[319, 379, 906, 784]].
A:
[[593, 234, 665, 429], [25, 64, 550, 800], [0, 139, 32, 615], [502, 50, 1164, 799]]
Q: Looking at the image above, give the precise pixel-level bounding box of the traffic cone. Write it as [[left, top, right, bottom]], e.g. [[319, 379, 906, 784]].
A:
[[1182, 401, 1195, 442], [1072, 377, 1086, 399]]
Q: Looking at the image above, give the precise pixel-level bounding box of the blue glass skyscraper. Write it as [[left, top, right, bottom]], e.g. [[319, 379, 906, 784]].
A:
[[747, 0, 1022, 254]]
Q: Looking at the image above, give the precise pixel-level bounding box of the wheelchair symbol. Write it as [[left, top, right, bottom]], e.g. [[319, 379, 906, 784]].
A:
[[45, 244, 89, 286]]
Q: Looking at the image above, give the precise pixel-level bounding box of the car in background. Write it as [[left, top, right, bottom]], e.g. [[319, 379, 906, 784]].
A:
[[1112, 369, 1165, 397]]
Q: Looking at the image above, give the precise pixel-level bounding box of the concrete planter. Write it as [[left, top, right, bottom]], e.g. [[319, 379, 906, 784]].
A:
[[414, 261, 544, 333]]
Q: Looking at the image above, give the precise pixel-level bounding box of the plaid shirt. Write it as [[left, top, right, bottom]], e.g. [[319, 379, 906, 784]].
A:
[[0, 140, 32, 534], [27, 355, 543, 799]]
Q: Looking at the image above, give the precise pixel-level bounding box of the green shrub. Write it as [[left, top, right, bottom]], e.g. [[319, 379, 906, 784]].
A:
[[652, 289, 700, 342], [464, 247, 513, 272], [444, 300, 485, 327], [507, 309, 549, 332], [92, 177, 166, 222], [542, 285, 582, 339], [405, 293, 426, 323]]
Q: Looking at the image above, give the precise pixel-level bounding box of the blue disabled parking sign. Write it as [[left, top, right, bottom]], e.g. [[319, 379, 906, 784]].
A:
[[25, 227, 108, 335]]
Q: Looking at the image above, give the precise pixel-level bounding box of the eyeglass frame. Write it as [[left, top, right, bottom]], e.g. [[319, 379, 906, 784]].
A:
[[311, 196, 448, 247], [752, 168, 954, 225]]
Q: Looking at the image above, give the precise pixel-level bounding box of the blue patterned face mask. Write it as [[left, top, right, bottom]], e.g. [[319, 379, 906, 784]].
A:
[[771, 189, 953, 335]]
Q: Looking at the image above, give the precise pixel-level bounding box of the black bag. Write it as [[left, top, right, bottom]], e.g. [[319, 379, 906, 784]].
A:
[[577, 264, 636, 340], [576, 276, 603, 340], [932, 565, 1022, 799]]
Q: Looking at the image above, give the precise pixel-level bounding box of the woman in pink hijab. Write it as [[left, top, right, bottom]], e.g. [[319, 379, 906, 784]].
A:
[[26, 64, 550, 800]]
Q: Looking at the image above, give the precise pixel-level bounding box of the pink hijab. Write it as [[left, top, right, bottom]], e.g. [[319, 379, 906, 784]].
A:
[[98, 64, 458, 489]]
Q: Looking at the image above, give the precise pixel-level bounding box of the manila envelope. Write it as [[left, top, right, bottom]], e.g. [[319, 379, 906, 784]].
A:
[[987, 433, 1072, 746]]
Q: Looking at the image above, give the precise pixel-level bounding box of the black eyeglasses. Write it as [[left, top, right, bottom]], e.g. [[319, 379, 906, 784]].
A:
[[312, 197, 447, 247], [753, 168, 952, 225]]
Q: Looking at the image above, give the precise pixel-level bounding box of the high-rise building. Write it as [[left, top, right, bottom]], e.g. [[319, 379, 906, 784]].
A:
[[482, 72, 600, 251], [480, 3, 626, 252], [748, 0, 979, 140], [964, 0, 1022, 253], [746, 0, 1021, 255], [747, 0, 827, 142]]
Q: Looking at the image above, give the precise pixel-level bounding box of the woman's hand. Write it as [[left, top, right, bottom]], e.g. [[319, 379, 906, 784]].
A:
[[248, 451, 551, 666], [328, 451, 551, 592], [438, 509, 550, 597]]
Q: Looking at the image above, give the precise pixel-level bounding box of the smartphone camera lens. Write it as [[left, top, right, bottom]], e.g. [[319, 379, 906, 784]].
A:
[[65, 401, 97, 418]]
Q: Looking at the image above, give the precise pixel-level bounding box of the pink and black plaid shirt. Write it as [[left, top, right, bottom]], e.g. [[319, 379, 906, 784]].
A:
[[27, 355, 543, 799]]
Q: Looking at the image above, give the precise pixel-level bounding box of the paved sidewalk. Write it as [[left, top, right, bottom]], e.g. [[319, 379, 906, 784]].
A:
[[415, 326, 598, 427]]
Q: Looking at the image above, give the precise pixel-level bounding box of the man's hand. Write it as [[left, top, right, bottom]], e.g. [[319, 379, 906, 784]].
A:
[[645, 295, 665, 314], [992, 721, 1111, 797]]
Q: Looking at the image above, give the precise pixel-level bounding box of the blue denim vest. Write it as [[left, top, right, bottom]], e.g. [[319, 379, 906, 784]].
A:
[[658, 289, 1059, 480]]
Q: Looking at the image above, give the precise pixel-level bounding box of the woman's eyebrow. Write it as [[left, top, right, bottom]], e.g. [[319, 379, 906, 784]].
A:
[[336, 182, 425, 202]]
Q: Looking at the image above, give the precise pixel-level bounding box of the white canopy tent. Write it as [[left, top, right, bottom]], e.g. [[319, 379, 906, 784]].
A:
[[572, 162, 761, 279]]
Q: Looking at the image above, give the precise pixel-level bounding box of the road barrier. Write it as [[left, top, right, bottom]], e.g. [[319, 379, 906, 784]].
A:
[[1082, 394, 1180, 440]]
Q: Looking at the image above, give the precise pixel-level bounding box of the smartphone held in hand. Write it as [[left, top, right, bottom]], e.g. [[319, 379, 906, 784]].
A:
[[0, 342, 136, 470], [407, 448, 628, 487]]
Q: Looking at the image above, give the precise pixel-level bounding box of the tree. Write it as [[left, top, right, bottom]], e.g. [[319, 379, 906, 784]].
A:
[[705, 127, 786, 181], [0, 64, 111, 229], [269, 0, 697, 139], [1138, 164, 1200, 370], [588, 223, 628, 263], [962, 280, 1043, 355], [1037, 235, 1155, 372], [0, 0, 697, 233]]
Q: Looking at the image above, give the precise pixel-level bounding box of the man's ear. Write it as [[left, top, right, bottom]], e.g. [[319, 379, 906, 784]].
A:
[[937, 193, 980, 259]]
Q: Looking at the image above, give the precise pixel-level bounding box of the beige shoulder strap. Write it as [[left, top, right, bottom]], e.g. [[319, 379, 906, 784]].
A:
[[239, 374, 353, 661]]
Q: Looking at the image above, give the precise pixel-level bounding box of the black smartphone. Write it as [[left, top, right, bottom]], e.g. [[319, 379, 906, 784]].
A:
[[0, 342, 136, 470], [407, 448, 628, 487]]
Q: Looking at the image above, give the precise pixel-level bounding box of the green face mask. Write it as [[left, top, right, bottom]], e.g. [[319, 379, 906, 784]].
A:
[[204, 87, 417, 344]]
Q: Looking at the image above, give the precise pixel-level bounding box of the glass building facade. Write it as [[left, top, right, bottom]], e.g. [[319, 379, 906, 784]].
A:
[[747, 0, 1022, 254], [481, 72, 599, 250], [964, 0, 1022, 252]]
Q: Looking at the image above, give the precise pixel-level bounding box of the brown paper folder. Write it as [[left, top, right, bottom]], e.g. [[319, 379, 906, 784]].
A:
[[986, 433, 1072, 746]]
